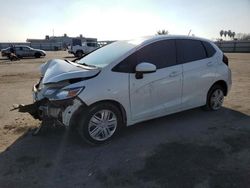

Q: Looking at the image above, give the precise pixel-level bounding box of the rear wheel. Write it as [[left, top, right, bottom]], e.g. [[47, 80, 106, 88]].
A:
[[205, 85, 225, 111], [78, 103, 122, 145], [35, 53, 41, 58]]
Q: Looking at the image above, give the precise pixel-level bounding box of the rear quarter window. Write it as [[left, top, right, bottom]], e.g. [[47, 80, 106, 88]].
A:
[[202, 41, 216, 57]]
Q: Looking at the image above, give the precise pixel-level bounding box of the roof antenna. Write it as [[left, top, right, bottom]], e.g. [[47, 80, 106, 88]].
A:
[[188, 29, 192, 36]]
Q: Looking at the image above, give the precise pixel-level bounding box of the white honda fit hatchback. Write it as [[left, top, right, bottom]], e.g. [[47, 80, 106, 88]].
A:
[[30, 35, 231, 144]]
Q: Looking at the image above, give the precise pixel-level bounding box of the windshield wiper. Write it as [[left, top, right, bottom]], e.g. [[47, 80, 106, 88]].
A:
[[79, 62, 98, 68], [64, 59, 98, 68]]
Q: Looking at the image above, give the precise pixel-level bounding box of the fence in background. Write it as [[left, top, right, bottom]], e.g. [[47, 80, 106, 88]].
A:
[[215, 40, 250, 53], [0, 42, 63, 51]]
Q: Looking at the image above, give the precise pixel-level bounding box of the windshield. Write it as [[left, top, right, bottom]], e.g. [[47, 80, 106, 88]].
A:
[[77, 41, 137, 68]]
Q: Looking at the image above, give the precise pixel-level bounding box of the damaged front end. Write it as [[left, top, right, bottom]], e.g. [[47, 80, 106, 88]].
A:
[[13, 59, 100, 131], [13, 77, 86, 129]]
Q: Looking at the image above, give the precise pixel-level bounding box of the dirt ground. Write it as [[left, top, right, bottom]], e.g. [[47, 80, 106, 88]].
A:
[[0, 52, 249, 188]]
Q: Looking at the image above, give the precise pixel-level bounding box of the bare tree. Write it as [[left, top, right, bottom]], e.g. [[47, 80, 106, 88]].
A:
[[157, 30, 169, 35], [236, 33, 250, 40]]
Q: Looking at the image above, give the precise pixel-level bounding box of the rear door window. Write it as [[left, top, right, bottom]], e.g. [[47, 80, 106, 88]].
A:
[[176, 39, 207, 64]]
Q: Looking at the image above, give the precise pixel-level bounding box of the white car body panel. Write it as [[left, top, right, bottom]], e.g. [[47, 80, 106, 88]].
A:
[[129, 64, 182, 122], [181, 57, 216, 109], [40, 59, 100, 84]]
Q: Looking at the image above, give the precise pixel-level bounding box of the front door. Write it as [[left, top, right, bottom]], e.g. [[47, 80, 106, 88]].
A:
[[129, 40, 182, 121]]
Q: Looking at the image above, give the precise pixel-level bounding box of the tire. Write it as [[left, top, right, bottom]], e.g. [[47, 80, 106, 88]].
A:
[[78, 103, 122, 145], [76, 51, 83, 58], [35, 53, 41, 58], [204, 85, 225, 111]]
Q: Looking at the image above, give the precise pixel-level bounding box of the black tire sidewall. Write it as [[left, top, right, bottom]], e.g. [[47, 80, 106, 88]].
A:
[[35, 53, 41, 58], [78, 103, 122, 145], [76, 51, 83, 58]]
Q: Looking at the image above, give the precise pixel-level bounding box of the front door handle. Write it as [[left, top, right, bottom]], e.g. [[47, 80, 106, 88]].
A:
[[169, 71, 179, 77]]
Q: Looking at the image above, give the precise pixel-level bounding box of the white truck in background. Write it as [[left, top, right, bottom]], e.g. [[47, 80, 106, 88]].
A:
[[68, 38, 99, 57]]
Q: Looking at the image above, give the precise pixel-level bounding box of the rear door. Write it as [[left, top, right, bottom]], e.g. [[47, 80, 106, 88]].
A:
[[176, 39, 216, 109]]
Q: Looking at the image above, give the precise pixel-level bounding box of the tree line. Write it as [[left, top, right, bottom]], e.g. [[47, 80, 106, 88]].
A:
[[219, 30, 235, 39], [219, 30, 250, 40], [156, 29, 250, 41]]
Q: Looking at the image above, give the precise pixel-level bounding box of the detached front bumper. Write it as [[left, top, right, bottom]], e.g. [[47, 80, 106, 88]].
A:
[[37, 98, 84, 126]]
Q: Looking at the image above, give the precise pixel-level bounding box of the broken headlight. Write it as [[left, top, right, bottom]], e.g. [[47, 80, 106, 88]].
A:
[[45, 87, 84, 101]]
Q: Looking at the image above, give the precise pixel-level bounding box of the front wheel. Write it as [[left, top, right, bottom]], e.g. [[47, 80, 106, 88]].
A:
[[78, 103, 122, 145], [205, 85, 225, 111]]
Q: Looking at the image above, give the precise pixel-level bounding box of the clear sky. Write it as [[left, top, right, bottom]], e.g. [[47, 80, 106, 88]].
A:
[[0, 0, 249, 42]]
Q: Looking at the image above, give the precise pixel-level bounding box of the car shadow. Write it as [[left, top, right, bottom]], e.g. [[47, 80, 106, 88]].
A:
[[0, 107, 249, 187]]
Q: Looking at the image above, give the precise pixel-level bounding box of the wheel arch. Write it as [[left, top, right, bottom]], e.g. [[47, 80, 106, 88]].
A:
[[88, 100, 127, 126], [209, 80, 228, 96]]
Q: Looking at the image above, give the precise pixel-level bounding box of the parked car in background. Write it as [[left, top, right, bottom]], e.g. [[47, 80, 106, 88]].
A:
[[1, 45, 46, 58], [68, 38, 99, 57], [21, 35, 231, 145]]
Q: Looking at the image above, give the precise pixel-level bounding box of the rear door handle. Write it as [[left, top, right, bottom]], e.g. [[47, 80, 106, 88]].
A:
[[169, 71, 179, 77]]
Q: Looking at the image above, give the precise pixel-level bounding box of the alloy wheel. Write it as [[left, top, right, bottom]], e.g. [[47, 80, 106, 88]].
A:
[[210, 89, 224, 110], [88, 110, 117, 141]]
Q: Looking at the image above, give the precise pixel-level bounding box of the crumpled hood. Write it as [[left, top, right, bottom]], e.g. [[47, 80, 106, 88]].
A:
[[40, 59, 100, 84]]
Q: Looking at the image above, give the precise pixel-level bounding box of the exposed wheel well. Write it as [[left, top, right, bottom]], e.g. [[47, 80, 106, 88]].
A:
[[210, 80, 228, 96], [89, 100, 127, 126]]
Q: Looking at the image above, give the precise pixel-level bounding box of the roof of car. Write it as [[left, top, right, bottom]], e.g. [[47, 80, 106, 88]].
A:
[[136, 35, 213, 46]]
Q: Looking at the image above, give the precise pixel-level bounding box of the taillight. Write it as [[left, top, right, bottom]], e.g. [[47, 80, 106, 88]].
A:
[[223, 54, 229, 66]]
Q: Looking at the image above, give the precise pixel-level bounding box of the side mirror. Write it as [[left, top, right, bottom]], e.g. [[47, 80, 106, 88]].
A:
[[135, 62, 156, 79]]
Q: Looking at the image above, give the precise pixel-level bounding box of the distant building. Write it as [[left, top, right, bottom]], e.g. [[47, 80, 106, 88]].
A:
[[0, 34, 115, 51], [26, 34, 97, 50]]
